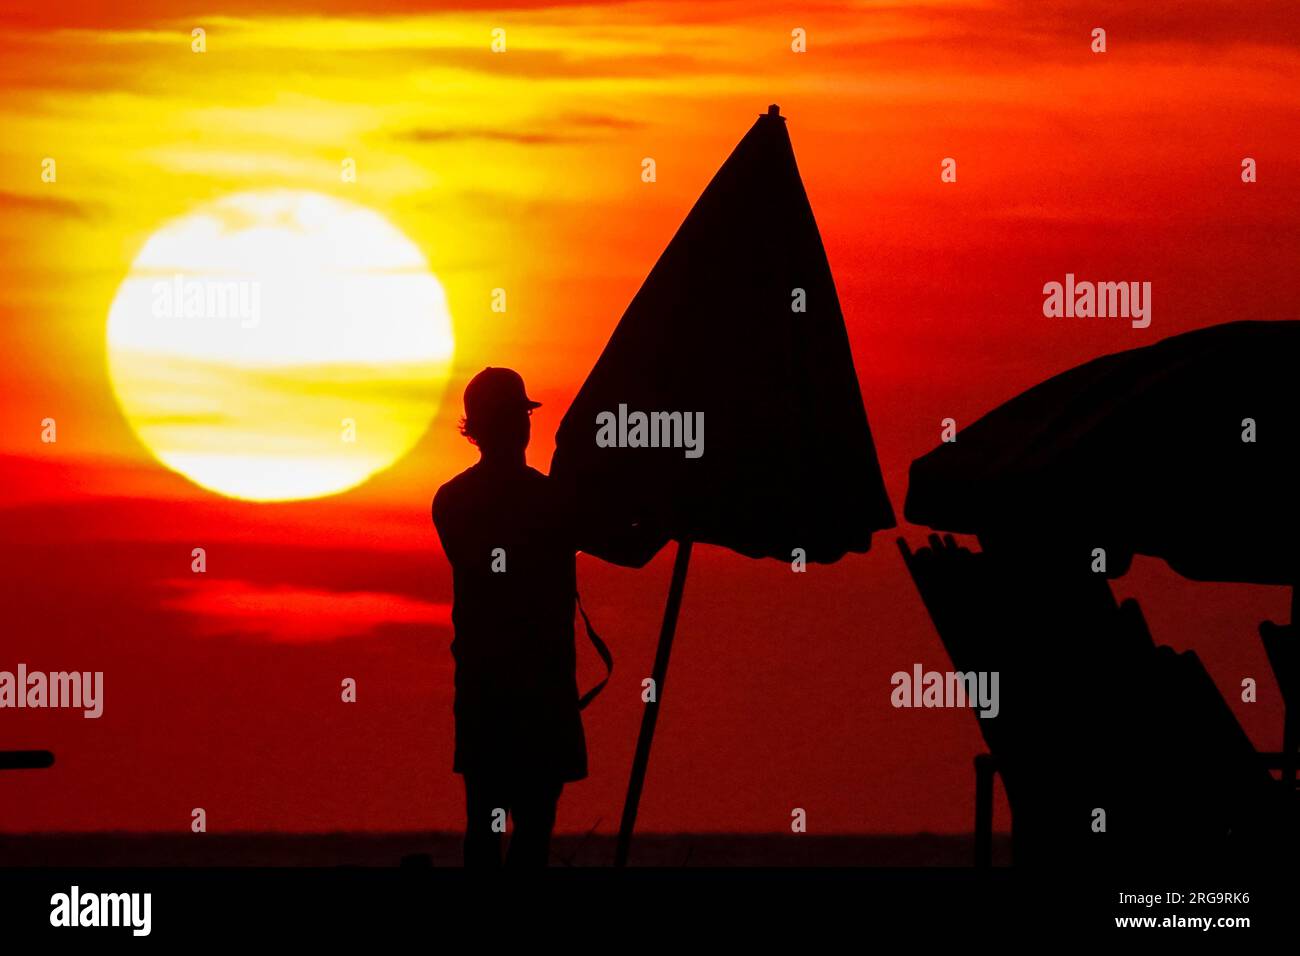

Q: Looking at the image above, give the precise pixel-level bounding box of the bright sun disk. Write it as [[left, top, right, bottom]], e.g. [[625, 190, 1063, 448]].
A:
[[106, 190, 454, 501]]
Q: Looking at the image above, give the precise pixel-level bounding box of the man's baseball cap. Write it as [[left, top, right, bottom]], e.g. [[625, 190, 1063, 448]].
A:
[[463, 367, 541, 420]]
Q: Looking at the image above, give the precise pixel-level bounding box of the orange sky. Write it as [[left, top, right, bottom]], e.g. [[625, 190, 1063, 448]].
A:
[[1, 0, 1298, 835]]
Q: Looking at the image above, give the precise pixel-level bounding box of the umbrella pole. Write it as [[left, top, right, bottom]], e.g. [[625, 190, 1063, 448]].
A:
[[614, 538, 693, 867], [1287, 586, 1298, 792]]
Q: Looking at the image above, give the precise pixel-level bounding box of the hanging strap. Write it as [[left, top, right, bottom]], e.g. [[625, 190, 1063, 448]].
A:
[[576, 590, 613, 711]]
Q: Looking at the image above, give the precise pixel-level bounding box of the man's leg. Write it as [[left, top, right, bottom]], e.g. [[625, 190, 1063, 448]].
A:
[[463, 774, 505, 869], [504, 778, 563, 868]]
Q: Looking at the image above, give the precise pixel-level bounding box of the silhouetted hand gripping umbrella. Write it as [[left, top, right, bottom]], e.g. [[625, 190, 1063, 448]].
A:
[[551, 106, 894, 866], [905, 320, 1300, 787]]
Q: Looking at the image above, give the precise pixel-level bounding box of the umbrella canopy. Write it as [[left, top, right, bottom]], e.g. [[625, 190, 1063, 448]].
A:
[[905, 320, 1299, 585], [551, 105, 894, 563]]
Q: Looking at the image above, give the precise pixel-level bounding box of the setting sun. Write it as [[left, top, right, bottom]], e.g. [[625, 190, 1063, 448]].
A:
[[106, 190, 455, 501]]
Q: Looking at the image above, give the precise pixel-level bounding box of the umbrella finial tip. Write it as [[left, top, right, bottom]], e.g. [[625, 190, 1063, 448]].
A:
[[768, 103, 780, 116]]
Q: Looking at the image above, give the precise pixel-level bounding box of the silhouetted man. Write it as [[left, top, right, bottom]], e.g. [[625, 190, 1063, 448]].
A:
[[432, 367, 666, 868]]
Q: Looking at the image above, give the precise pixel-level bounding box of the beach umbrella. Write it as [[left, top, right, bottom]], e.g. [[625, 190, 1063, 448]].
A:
[[551, 105, 894, 865], [905, 320, 1300, 839], [905, 320, 1299, 586]]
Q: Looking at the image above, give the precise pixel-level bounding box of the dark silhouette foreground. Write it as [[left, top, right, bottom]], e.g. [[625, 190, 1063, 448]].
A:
[[433, 368, 663, 868], [902, 321, 1299, 865], [550, 105, 894, 563], [901, 533, 1291, 867], [548, 104, 897, 864]]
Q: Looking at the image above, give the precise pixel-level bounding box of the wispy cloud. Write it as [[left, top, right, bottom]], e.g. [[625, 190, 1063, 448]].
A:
[[398, 111, 643, 145], [160, 577, 450, 642], [0, 190, 105, 221]]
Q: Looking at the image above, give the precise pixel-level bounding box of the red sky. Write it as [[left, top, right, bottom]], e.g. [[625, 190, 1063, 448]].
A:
[[0, 0, 1297, 835]]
